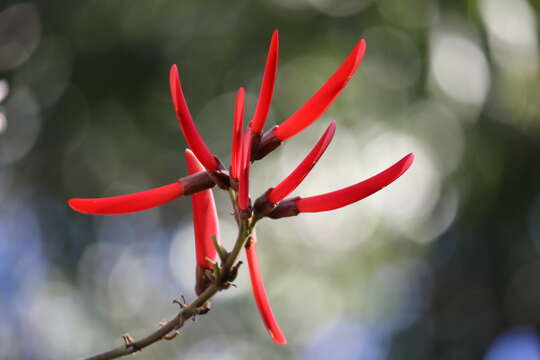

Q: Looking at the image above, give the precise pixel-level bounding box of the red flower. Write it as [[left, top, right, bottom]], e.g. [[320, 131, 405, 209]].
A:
[[68, 171, 214, 215], [267, 121, 336, 204], [68, 31, 415, 346], [185, 149, 221, 295], [170, 64, 221, 172], [231, 88, 245, 180], [245, 234, 287, 345], [267, 153, 414, 218], [250, 30, 279, 134], [237, 127, 253, 211], [253, 39, 366, 160]]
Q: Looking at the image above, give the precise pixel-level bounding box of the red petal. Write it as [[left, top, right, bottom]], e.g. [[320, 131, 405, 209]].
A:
[[231, 88, 245, 179], [68, 182, 184, 215], [245, 236, 287, 345], [268, 121, 336, 204], [273, 40, 366, 141], [250, 30, 279, 134], [185, 149, 220, 268], [237, 127, 253, 210], [170, 65, 219, 171], [297, 153, 414, 212]]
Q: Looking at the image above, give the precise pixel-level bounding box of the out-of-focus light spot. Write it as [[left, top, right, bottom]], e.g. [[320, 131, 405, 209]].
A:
[[262, 0, 315, 11], [362, 27, 421, 90], [0, 88, 41, 165], [169, 222, 198, 294], [0, 79, 9, 103], [412, 187, 459, 244], [77, 242, 123, 314], [407, 100, 465, 175], [0, 4, 41, 70], [0, 112, 6, 134], [480, 0, 537, 46], [13, 37, 72, 108], [361, 131, 441, 234], [378, 0, 438, 29], [480, 0, 538, 76], [95, 205, 160, 246], [430, 33, 490, 107], [0, 323, 17, 359], [178, 339, 253, 359], [304, 321, 387, 360], [25, 281, 102, 358], [79, 101, 137, 185], [0, 205, 44, 306], [272, 272, 346, 342], [307, 0, 374, 17], [106, 250, 149, 319], [485, 328, 540, 360], [362, 259, 432, 332]]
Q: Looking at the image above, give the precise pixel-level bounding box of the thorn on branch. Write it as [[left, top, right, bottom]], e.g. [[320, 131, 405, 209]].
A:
[[163, 330, 180, 340], [197, 303, 211, 315], [229, 260, 243, 282], [159, 322, 180, 341], [173, 295, 188, 309], [122, 333, 139, 351]]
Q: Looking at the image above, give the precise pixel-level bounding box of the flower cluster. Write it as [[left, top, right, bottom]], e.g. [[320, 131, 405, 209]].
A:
[[68, 30, 414, 345]]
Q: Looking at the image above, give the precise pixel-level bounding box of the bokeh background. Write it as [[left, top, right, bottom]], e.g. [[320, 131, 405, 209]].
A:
[[1, 0, 540, 359]]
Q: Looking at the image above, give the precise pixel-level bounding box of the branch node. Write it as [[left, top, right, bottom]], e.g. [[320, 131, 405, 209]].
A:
[[173, 295, 188, 309]]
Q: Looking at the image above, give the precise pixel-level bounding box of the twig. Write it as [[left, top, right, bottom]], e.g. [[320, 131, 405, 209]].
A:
[[82, 189, 252, 360]]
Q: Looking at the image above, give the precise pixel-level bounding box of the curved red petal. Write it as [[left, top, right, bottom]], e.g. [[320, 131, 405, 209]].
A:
[[297, 153, 414, 213], [68, 182, 184, 215], [273, 40, 366, 141], [170, 65, 219, 171], [245, 237, 287, 345], [237, 127, 253, 210], [185, 149, 220, 268], [231, 88, 245, 179], [250, 30, 279, 134], [268, 121, 336, 204]]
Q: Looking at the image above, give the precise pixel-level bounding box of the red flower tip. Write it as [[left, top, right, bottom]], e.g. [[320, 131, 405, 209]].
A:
[[245, 235, 287, 345], [185, 149, 220, 269], [273, 39, 366, 141], [237, 127, 253, 211], [170, 64, 219, 171], [231, 87, 246, 180], [297, 152, 414, 213], [68, 182, 185, 215], [250, 30, 279, 134], [267, 121, 336, 204]]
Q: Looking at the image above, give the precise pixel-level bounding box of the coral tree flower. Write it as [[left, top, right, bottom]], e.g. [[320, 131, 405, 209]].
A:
[[250, 30, 279, 135], [268, 153, 414, 218], [253, 39, 366, 160], [170, 64, 221, 172], [185, 149, 221, 296], [245, 234, 287, 345], [68, 30, 415, 347], [267, 121, 336, 204], [68, 172, 214, 215], [231, 88, 245, 180], [237, 127, 253, 211]]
